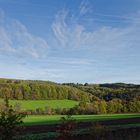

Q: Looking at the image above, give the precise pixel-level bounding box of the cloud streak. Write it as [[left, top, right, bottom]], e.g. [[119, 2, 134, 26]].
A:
[[79, 0, 92, 15], [52, 9, 140, 57], [0, 10, 48, 58]]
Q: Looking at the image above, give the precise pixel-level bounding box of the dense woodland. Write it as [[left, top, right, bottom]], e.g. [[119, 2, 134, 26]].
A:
[[0, 78, 140, 115], [0, 79, 93, 102]]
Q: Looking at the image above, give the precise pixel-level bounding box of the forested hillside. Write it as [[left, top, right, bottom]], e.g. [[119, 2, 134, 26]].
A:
[[0, 79, 140, 102], [0, 79, 140, 114], [63, 83, 140, 101], [61, 83, 140, 114], [0, 79, 96, 102]]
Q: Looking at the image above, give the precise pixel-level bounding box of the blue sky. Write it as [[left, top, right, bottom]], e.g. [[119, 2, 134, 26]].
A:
[[0, 0, 140, 83]]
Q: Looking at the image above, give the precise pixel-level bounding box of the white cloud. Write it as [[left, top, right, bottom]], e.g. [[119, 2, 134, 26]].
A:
[[79, 0, 92, 15], [0, 27, 14, 52], [52, 10, 140, 55], [0, 10, 48, 58], [49, 57, 95, 66], [52, 10, 69, 47]]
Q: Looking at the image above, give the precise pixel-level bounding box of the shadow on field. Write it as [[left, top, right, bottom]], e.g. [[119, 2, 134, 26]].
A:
[[18, 117, 140, 140], [59, 127, 140, 140]]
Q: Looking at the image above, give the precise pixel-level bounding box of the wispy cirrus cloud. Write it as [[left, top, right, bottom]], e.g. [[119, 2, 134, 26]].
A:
[[51, 7, 140, 83], [0, 10, 48, 58], [52, 10, 69, 47], [79, 0, 92, 15], [52, 8, 140, 56]]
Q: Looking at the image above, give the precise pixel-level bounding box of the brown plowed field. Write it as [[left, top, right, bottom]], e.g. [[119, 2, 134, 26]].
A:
[[23, 117, 140, 134]]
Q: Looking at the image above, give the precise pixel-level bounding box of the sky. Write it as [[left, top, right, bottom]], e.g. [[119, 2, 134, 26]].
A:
[[0, 0, 140, 84]]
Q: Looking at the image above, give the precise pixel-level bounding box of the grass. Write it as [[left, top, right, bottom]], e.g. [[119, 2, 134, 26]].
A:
[[23, 113, 140, 125], [0, 99, 79, 110]]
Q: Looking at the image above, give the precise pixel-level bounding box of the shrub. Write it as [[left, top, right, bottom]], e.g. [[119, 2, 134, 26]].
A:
[[57, 115, 77, 139], [0, 97, 26, 140]]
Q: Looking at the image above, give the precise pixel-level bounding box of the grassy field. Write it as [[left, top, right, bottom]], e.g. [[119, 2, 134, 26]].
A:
[[0, 99, 79, 110], [24, 113, 140, 125]]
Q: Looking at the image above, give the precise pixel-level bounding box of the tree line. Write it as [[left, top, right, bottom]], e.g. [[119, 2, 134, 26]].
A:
[[0, 79, 93, 102], [63, 83, 140, 102]]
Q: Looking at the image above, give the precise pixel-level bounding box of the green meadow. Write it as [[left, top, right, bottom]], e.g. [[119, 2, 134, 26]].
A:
[[0, 99, 79, 110], [24, 113, 140, 125]]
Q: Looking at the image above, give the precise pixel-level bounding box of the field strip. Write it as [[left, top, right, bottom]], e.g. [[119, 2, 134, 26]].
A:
[[23, 113, 140, 125]]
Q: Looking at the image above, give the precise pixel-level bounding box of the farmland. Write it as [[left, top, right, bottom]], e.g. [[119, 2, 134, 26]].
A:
[[21, 114, 140, 140], [24, 113, 140, 125], [0, 79, 140, 139], [0, 99, 79, 110]]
